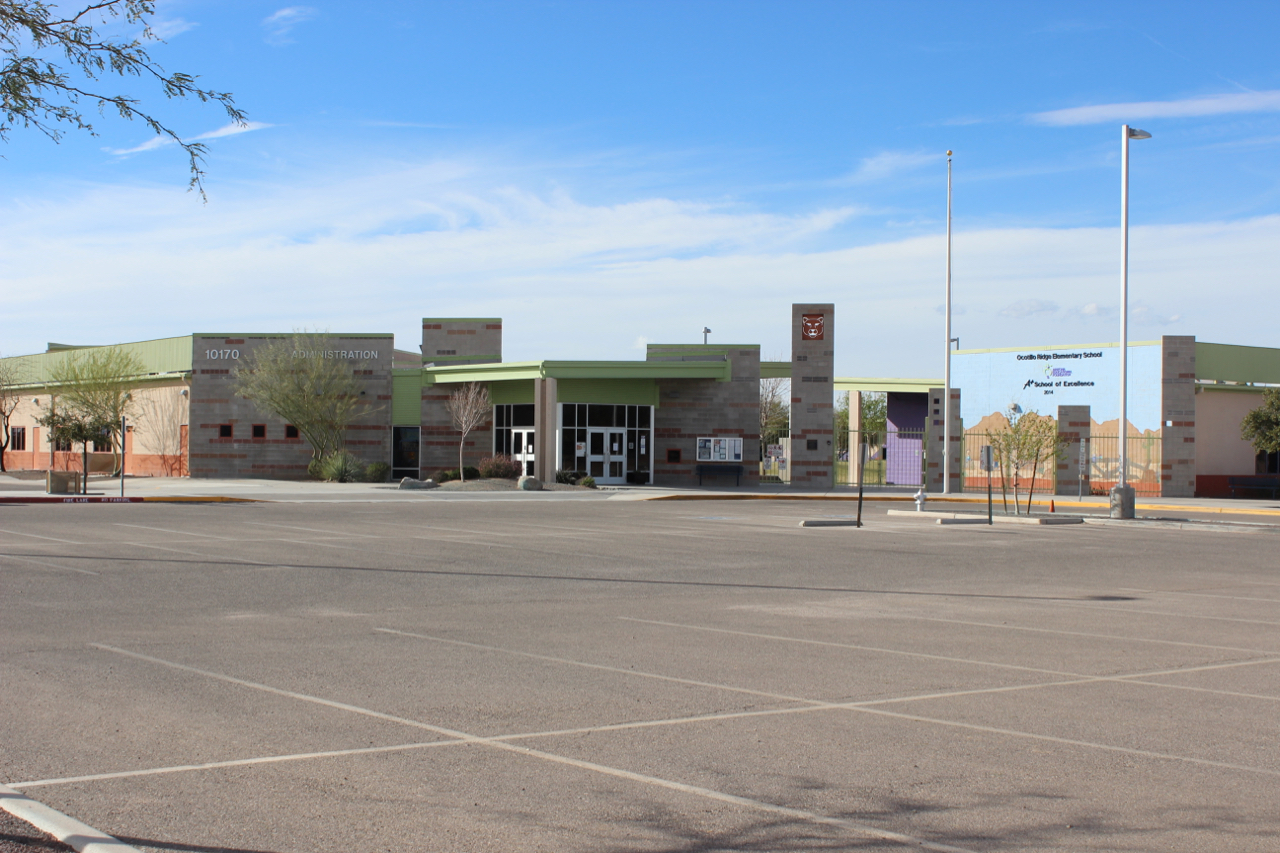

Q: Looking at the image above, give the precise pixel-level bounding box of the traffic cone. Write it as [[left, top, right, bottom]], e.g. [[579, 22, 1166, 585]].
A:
[[1050, 500, 1056, 513]]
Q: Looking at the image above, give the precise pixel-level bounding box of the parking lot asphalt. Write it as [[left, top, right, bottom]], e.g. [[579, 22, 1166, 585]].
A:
[[2, 499, 1278, 852]]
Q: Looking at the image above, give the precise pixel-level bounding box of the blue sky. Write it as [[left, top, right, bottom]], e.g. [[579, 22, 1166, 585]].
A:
[[3, 1, 1279, 377]]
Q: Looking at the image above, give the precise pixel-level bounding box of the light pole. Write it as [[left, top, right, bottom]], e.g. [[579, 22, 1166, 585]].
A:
[[1111, 125, 1151, 519], [943, 150, 953, 494], [702, 327, 711, 345]]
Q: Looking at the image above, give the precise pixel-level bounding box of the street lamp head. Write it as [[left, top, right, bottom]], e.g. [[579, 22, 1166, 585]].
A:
[[946, 150, 952, 156], [1127, 128, 1152, 140]]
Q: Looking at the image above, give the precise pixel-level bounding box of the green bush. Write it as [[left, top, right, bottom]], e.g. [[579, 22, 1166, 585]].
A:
[[365, 461, 392, 483], [436, 466, 481, 483], [478, 455, 523, 479], [555, 469, 587, 485], [320, 450, 365, 483], [307, 457, 324, 480], [579, 475, 596, 489]]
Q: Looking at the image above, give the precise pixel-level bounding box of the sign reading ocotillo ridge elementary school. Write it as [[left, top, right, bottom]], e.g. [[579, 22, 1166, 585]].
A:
[[952, 343, 1162, 432]]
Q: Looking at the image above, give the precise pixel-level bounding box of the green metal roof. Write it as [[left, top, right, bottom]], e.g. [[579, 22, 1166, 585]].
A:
[[834, 377, 942, 393], [761, 361, 791, 379], [424, 359, 732, 385], [194, 333, 394, 339], [1196, 342, 1280, 386], [0, 336, 194, 389]]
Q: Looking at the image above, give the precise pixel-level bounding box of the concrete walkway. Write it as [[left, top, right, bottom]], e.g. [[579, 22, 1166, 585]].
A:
[[2, 473, 1278, 519]]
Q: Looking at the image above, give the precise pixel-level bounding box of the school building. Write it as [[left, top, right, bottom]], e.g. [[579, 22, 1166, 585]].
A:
[[2, 311, 1276, 497]]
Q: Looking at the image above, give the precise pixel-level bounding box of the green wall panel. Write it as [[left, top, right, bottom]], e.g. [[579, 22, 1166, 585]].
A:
[[391, 371, 424, 425], [489, 379, 535, 405], [557, 378, 658, 407]]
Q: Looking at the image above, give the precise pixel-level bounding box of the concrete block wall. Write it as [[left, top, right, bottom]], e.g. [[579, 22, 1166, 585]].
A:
[[649, 345, 760, 487], [925, 387, 962, 493], [1056, 404, 1091, 496], [189, 334, 393, 479], [420, 319, 502, 476], [1160, 335, 1197, 497], [422, 318, 502, 366], [789, 304, 835, 487]]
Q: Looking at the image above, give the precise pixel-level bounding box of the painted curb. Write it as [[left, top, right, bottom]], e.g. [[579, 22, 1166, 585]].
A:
[[0, 496, 261, 504], [0, 783, 141, 852], [649, 492, 1280, 517], [798, 519, 863, 527]]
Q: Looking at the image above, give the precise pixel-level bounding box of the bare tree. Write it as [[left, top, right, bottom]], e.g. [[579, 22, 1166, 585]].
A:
[[759, 376, 790, 449], [445, 382, 491, 482], [137, 387, 186, 475], [0, 359, 24, 472]]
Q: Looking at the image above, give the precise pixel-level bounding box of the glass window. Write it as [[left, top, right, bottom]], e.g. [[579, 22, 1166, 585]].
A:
[[639, 406, 651, 428], [562, 404, 576, 427], [285, 425, 299, 439], [219, 424, 233, 438], [587, 404, 612, 427], [10, 427, 25, 451], [512, 404, 535, 427], [252, 424, 266, 439]]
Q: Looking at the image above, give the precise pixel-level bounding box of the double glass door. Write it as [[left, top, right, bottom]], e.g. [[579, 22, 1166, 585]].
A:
[[512, 429, 535, 477], [587, 429, 626, 484]]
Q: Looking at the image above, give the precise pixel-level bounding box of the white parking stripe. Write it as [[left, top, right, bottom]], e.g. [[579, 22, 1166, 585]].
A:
[[0, 528, 83, 544], [0, 554, 99, 576], [85, 642, 981, 853]]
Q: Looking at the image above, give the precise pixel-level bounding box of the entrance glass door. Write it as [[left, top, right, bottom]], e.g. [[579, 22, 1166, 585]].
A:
[[587, 429, 626, 484], [512, 429, 535, 477]]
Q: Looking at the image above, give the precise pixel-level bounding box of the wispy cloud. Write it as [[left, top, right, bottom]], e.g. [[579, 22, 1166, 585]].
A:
[[842, 151, 943, 184], [1031, 90, 1280, 125], [263, 6, 318, 44], [3, 161, 1278, 376], [107, 121, 273, 156], [148, 17, 197, 40], [1000, 299, 1059, 319]]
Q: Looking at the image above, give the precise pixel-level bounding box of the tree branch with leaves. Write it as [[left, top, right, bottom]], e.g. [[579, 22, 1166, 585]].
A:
[[1, 0, 246, 198], [47, 345, 143, 474], [234, 333, 371, 475]]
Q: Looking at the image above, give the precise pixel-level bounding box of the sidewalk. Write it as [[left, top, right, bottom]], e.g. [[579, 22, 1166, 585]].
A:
[[2, 473, 1278, 518]]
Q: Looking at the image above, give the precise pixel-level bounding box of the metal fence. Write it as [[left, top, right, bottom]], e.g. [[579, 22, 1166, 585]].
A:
[[961, 431, 1162, 497], [845, 429, 925, 486]]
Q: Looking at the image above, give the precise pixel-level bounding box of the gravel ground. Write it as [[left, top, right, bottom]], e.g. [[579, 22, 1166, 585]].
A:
[[0, 810, 74, 853], [434, 478, 591, 492]]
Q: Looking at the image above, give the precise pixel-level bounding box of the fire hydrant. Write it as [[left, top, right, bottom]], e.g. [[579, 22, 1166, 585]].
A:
[[914, 488, 927, 511]]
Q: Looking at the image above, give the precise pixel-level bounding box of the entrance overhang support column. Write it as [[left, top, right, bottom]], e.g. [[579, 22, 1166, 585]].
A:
[[533, 377, 558, 483]]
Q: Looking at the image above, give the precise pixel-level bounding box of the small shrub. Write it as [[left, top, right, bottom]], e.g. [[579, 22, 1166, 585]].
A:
[[556, 469, 586, 485], [436, 466, 481, 483], [320, 450, 364, 483], [307, 458, 324, 480], [579, 475, 596, 489], [365, 461, 392, 483], [478, 454, 523, 479]]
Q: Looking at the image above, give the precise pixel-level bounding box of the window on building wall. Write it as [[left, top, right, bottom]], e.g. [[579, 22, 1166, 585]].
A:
[[285, 425, 299, 439], [54, 436, 71, 452], [10, 427, 26, 451], [219, 424, 233, 438], [252, 424, 266, 439], [92, 436, 113, 453]]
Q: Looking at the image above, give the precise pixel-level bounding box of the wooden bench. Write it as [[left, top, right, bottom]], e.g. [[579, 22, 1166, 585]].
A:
[[696, 464, 745, 486], [1228, 476, 1280, 499]]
